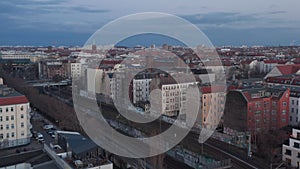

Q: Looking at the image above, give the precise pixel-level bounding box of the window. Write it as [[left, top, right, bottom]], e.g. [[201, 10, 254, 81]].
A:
[[6, 124, 9, 130], [11, 124, 14, 129], [290, 116, 293, 122], [0, 108, 2, 113], [0, 134, 3, 139], [20, 106, 24, 111], [297, 117, 299, 123], [21, 114, 24, 119], [0, 116, 2, 122], [10, 107, 13, 112], [282, 110, 286, 115], [292, 100, 295, 105], [21, 122, 24, 128], [6, 116, 9, 121], [283, 102, 287, 106], [255, 111, 261, 115], [6, 108, 8, 112], [11, 115, 14, 120], [11, 132, 15, 138], [21, 131, 24, 136], [285, 149, 292, 155], [6, 133, 9, 138], [0, 125, 3, 130], [294, 142, 300, 148], [292, 108, 294, 113]]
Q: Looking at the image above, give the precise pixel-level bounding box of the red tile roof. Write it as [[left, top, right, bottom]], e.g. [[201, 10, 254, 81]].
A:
[[277, 64, 300, 75], [0, 96, 29, 106], [263, 60, 287, 64], [200, 85, 226, 94]]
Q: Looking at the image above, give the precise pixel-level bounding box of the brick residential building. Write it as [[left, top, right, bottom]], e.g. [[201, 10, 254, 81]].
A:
[[224, 87, 290, 136]]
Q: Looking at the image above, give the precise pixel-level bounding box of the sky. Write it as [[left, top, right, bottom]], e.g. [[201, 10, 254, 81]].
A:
[[0, 0, 300, 47]]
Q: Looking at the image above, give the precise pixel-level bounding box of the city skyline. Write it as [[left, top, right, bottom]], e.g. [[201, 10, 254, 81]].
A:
[[0, 0, 300, 46]]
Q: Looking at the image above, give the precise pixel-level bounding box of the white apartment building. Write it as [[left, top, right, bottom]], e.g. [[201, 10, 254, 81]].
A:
[[161, 82, 197, 117], [71, 62, 82, 78], [133, 79, 152, 104], [290, 90, 300, 126], [282, 128, 300, 168], [0, 85, 32, 149], [0, 51, 31, 60]]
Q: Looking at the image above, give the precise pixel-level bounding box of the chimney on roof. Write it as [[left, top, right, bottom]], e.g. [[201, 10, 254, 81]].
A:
[[0, 86, 14, 96]]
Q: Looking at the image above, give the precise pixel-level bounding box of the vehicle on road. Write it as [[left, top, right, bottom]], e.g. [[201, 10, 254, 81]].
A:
[[36, 133, 45, 143], [43, 124, 54, 130]]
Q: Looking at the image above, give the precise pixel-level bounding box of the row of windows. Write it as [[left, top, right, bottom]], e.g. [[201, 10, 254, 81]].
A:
[[0, 132, 25, 139], [252, 101, 286, 108], [0, 114, 24, 121], [0, 106, 24, 113], [290, 116, 299, 123], [291, 100, 299, 105], [163, 85, 189, 90], [291, 108, 299, 114], [0, 123, 24, 130]]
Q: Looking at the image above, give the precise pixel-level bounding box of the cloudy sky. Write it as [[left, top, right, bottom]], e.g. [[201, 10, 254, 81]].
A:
[[0, 0, 299, 46]]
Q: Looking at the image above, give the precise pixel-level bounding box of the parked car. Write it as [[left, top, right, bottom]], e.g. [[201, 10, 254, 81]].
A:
[[43, 124, 54, 130], [35, 133, 43, 139], [36, 133, 44, 143], [51, 133, 56, 139]]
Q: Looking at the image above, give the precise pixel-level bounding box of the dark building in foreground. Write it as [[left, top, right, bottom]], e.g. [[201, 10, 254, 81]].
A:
[[56, 131, 100, 160]]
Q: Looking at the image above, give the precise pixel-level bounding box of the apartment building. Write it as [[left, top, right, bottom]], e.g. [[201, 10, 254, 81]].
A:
[[290, 89, 300, 126], [282, 128, 300, 168], [160, 76, 200, 117], [0, 83, 32, 149], [199, 86, 226, 129], [70, 62, 81, 78], [132, 78, 152, 104], [224, 87, 290, 136]]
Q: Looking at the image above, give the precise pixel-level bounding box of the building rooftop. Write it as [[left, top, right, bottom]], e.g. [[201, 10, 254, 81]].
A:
[[0, 85, 28, 106], [277, 64, 300, 75], [234, 86, 288, 101], [57, 131, 98, 156]]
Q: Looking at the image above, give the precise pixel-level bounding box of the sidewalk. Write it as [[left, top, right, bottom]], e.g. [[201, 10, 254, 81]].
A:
[[0, 138, 43, 158]]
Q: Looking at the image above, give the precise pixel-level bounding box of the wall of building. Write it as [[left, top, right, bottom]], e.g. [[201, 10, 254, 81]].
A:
[[224, 91, 248, 132], [0, 103, 31, 149], [290, 97, 300, 126]]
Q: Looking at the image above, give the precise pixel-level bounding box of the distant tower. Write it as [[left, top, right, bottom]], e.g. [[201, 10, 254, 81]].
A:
[[92, 39, 97, 53], [146, 55, 154, 68], [162, 44, 168, 50]]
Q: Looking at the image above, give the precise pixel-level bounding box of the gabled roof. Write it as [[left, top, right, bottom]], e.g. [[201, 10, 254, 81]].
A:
[[263, 60, 287, 64], [233, 87, 288, 102], [277, 64, 300, 75]]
